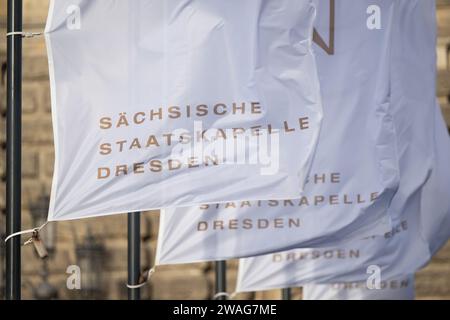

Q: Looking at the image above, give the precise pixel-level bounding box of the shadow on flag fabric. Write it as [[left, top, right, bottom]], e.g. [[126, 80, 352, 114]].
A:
[[45, 0, 323, 220], [302, 275, 415, 300], [234, 0, 447, 294], [154, 0, 402, 266], [235, 101, 450, 293]]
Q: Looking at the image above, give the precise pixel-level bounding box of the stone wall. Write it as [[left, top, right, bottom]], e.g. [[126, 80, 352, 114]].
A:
[[0, 0, 449, 300]]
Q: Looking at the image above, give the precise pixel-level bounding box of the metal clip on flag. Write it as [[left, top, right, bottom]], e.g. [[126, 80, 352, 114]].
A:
[[4, 222, 49, 259]]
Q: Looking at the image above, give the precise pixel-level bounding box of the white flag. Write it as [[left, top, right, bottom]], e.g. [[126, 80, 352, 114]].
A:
[[236, 103, 449, 293], [303, 275, 415, 300], [45, 0, 323, 220], [235, 0, 446, 293], [155, 0, 402, 265]]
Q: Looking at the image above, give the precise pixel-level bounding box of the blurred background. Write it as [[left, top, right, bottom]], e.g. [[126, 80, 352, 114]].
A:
[[0, 0, 449, 300]]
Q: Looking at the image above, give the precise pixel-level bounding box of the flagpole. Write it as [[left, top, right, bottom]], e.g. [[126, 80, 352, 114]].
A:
[[215, 261, 227, 300], [127, 212, 141, 300], [5, 0, 23, 300], [282, 288, 291, 300]]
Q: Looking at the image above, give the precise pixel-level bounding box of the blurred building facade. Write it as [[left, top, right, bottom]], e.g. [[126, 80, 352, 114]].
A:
[[0, 0, 449, 300]]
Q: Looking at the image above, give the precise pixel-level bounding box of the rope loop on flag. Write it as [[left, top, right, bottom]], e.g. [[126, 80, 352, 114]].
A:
[[126, 266, 156, 289], [4, 222, 48, 245], [213, 292, 229, 300], [213, 291, 238, 300], [6, 31, 43, 38]]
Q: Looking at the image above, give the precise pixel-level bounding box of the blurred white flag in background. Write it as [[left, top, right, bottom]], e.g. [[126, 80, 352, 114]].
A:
[[236, 101, 450, 293], [235, 0, 450, 294], [302, 275, 415, 300]]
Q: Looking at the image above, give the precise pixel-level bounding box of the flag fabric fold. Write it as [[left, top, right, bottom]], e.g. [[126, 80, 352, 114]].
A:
[[236, 101, 449, 293], [234, 0, 449, 293], [155, 0, 403, 266], [45, 0, 323, 221]]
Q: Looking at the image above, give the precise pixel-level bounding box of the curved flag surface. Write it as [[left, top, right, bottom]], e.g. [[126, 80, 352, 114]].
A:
[[235, 0, 446, 293], [155, 0, 402, 265], [45, 0, 323, 220], [236, 101, 450, 293]]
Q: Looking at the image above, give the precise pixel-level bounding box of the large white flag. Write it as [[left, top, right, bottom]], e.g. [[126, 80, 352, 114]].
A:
[[155, 0, 402, 265], [303, 275, 415, 300], [235, 103, 449, 293], [45, 0, 323, 220]]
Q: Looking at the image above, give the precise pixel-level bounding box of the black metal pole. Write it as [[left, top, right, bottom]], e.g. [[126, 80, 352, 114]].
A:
[[127, 212, 141, 300], [5, 0, 22, 301], [215, 261, 227, 300], [282, 288, 291, 300]]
